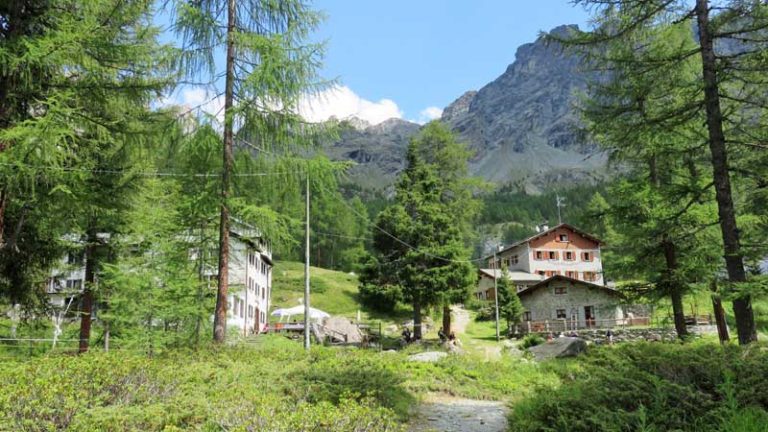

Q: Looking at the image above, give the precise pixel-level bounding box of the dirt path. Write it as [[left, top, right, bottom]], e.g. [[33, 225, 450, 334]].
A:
[[408, 394, 508, 432], [452, 305, 471, 334], [452, 305, 502, 360]]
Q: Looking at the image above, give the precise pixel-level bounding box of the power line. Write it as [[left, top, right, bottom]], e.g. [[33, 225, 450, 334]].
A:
[[316, 183, 487, 264], [0, 162, 301, 178]]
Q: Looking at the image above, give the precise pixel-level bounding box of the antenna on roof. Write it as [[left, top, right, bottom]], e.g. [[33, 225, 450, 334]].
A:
[[556, 194, 566, 224]]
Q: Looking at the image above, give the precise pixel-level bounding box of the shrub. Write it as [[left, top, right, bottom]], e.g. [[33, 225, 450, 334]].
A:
[[473, 305, 496, 322], [509, 342, 768, 432], [521, 334, 544, 349]]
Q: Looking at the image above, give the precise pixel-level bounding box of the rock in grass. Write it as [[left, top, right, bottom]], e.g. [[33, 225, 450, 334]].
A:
[[528, 337, 587, 361], [408, 351, 448, 363]]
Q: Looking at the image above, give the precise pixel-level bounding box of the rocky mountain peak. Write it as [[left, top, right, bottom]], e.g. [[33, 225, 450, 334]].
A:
[[321, 24, 608, 192], [441, 91, 477, 123]]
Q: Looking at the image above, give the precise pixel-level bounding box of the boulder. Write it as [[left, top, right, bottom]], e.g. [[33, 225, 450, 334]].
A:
[[408, 351, 448, 363], [528, 337, 587, 361]]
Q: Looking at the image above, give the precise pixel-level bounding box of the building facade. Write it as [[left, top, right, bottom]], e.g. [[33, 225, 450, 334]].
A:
[[45, 224, 273, 336], [516, 275, 625, 332]]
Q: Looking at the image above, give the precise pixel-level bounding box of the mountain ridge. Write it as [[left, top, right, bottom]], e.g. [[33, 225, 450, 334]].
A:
[[323, 24, 610, 193]]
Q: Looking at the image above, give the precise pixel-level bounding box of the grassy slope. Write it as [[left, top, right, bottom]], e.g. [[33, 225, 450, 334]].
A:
[[270, 261, 411, 326], [653, 290, 768, 336]]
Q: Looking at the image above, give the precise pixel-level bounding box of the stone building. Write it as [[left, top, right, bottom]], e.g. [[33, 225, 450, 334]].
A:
[[517, 275, 625, 332]]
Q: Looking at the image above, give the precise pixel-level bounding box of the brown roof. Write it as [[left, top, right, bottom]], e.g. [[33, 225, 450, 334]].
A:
[[487, 223, 603, 259], [517, 275, 624, 298]]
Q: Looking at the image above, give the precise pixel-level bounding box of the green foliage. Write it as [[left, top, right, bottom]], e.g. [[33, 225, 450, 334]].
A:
[[521, 334, 545, 349], [361, 123, 481, 336], [0, 339, 405, 431], [510, 342, 768, 432], [497, 267, 524, 330]]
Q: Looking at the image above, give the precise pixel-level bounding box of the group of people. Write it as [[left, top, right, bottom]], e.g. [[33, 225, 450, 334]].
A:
[[399, 326, 461, 348]]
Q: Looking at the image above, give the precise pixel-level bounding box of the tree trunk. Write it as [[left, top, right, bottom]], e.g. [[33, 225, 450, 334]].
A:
[[412, 297, 422, 340], [662, 239, 688, 339], [78, 229, 97, 353], [710, 280, 730, 344], [213, 0, 237, 343], [442, 304, 451, 335], [0, 189, 6, 248], [695, 0, 756, 344]]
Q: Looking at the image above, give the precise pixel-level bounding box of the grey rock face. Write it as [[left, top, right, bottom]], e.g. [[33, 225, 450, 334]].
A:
[[322, 24, 609, 191], [528, 337, 587, 361]]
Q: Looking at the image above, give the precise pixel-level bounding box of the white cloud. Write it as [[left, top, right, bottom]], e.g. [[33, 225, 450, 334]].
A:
[[163, 84, 407, 127], [299, 85, 403, 125], [160, 87, 225, 124], [417, 106, 443, 124]]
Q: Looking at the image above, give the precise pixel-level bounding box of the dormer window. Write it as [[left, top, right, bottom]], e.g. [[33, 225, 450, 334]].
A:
[[558, 234, 569, 242]]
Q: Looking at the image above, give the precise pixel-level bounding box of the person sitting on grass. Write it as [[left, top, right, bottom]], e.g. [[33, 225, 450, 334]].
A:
[[401, 327, 412, 343]]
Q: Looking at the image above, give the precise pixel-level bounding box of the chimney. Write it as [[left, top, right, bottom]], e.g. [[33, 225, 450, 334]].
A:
[[541, 224, 549, 231]]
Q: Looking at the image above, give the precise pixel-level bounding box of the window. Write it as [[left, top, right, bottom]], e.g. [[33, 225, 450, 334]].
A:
[[240, 301, 245, 318], [558, 234, 569, 242], [232, 298, 238, 314], [583, 272, 597, 282], [545, 270, 558, 278], [248, 305, 254, 318], [556, 309, 567, 319], [523, 311, 532, 321], [502, 258, 510, 267], [516, 284, 526, 292], [565, 251, 574, 261], [582, 252, 593, 262], [67, 252, 83, 265], [554, 286, 567, 295], [262, 287, 265, 299], [534, 250, 543, 260], [565, 271, 577, 279], [537, 270, 546, 277], [65, 279, 82, 290], [510, 255, 519, 264], [548, 251, 558, 260]]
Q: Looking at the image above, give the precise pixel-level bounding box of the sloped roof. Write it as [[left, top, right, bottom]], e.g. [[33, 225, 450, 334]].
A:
[[517, 275, 624, 298], [478, 269, 544, 282], [488, 223, 602, 259]]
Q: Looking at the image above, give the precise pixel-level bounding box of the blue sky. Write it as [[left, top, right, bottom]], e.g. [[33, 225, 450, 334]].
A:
[[161, 1, 591, 125], [310, 0, 591, 124]]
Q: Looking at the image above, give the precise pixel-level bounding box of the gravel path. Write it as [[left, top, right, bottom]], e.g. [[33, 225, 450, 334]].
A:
[[408, 394, 508, 432]]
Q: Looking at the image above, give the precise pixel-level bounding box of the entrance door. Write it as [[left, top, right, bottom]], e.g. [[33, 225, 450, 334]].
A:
[[254, 307, 260, 333], [584, 306, 595, 328]]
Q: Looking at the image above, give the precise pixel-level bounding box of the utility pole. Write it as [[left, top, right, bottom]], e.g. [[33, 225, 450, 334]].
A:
[[556, 194, 566, 225], [304, 170, 311, 351], [493, 246, 500, 342]]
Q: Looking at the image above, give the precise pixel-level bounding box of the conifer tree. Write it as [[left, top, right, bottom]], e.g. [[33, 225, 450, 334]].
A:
[[169, 0, 325, 343], [565, 0, 768, 344]]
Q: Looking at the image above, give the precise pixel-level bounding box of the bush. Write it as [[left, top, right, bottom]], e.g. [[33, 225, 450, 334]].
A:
[[473, 305, 496, 322], [510, 342, 768, 432], [0, 338, 406, 431], [521, 334, 544, 349]]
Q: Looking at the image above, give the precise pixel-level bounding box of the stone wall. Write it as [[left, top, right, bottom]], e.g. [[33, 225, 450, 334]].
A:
[[524, 325, 719, 344]]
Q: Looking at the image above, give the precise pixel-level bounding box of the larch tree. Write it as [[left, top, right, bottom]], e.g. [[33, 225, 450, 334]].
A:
[[0, 1, 172, 353], [169, 0, 325, 343], [566, 0, 768, 344]]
